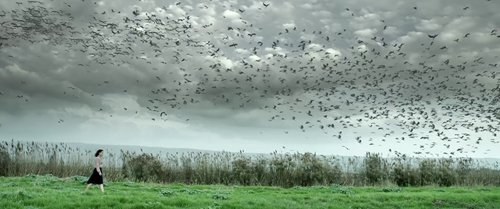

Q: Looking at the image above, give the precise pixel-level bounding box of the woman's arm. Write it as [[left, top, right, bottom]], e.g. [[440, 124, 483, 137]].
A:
[[95, 157, 102, 175]]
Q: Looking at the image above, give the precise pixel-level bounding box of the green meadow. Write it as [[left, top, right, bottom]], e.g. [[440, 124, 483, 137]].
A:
[[1, 175, 499, 209]]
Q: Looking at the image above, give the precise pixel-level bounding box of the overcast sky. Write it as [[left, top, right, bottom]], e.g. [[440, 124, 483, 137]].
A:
[[0, 0, 499, 158]]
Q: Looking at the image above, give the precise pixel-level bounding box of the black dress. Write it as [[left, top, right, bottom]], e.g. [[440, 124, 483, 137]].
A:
[[87, 167, 103, 184]]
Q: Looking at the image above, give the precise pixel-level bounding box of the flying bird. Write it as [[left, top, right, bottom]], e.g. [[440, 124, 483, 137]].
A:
[[1, 0, 497, 158], [428, 34, 438, 39]]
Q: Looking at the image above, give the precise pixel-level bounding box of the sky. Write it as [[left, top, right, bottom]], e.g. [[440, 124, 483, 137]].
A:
[[0, 0, 499, 158]]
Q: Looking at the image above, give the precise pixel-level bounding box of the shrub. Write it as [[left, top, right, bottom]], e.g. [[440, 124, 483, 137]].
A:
[[123, 153, 165, 182], [392, 163, 419, 187], [297, 152, 326, 186], [0, 145, 10, 176], [455, 158, 473, 185], [232, 155, 252, 185], [269, 152, 295, 187], [180, 155, 194, 184], [419, 159, 437, 186], [251, 158, 268, 185], [436, 158, 456, 187], [363, 153, 385, 185]]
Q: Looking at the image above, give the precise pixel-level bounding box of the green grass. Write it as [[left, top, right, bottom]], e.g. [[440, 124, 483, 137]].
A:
[[1, 175, 499, 209]]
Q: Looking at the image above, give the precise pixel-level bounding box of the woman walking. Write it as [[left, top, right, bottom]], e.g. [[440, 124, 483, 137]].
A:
[[86, 149, 104, 192]]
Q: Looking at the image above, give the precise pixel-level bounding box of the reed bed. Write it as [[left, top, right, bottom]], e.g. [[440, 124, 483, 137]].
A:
[[0, 140, 499, 187]]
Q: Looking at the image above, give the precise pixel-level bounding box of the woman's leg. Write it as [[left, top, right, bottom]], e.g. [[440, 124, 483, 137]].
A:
[[86, 184, 92, 190], [99, 184, 104, 193]]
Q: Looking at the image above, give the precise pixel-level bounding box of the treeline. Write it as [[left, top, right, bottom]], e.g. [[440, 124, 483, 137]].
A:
[[1, 140, 499, 187]]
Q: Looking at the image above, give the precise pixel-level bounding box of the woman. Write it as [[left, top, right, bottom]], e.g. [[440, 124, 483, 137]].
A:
[[86, 149, 104, 192]]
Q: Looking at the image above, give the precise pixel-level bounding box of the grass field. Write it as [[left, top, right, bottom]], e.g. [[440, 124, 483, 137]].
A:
[[0, 175, 499, 209]]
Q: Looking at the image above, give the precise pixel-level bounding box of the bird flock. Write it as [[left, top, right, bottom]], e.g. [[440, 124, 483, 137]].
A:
[[0, 0, 499, 157]]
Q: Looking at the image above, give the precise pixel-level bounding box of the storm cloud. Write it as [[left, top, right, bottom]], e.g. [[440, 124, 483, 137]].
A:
[[0, 0, 499, 157]]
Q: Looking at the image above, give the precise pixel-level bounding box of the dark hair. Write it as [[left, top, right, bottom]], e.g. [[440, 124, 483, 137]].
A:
[[94, 149, 103, 157]]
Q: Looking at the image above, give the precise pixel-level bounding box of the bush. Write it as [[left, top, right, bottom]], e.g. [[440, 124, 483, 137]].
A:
[[392, 163, 419, 187], [251, 158, 268, 184], [0, 145, 10, 176], [436, 158, 456, 187], [297, 152, 326, 186], [123, 153, 166, 182], [455, 158, 472, 185], [269, 152, 295, 187], [363, 153, 386, 185], [419, 159, 437, 186], [232, 155, 252, 185]]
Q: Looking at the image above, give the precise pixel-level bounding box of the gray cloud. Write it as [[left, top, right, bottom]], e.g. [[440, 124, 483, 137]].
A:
[[0, 0, 499, 157]]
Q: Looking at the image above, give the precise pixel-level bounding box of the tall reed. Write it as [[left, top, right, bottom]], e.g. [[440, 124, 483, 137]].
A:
[[1, 140, 499, 187]]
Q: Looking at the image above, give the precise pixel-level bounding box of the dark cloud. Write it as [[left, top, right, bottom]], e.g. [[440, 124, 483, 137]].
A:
[[0, 0, 499, 157]]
